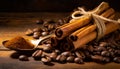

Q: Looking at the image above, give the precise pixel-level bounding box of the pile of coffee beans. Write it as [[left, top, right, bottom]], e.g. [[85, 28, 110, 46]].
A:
[[25, 17, 71, 39], [10, 15, 120, 65], [11, 30, 120, 64]]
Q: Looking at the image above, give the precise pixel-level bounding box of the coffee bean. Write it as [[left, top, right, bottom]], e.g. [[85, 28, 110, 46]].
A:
[[48, 24, 54, 31], [75, 51, 82, 58], [50, 52, 57, 61], [32, 50, 43, 60], [25, 29, 33, 36], [59, 55, 67, 63], [74, 57, 84, 64], [42, 28, 48, 32], [56, 55, 61, 61], [10, 52, 21, 59], [41, 57, 51, 63], [33, 32, 41, 39], [41, 32, 48, 36], [113, 57, 120, 63], [61, 51, 72, 57], [19, 55, 29, 61], [102, 57, 110, 63], [101, 51, 110, 57], [66, 56, 75, 63], [33, 28, 42, 32], [36, 19, 44, 24], [99, 42, 108, 47], [91, 55, 103, 63], [54, 49, 61, 55], [95, 46, 106, 52], [115, 50, 120, 55]]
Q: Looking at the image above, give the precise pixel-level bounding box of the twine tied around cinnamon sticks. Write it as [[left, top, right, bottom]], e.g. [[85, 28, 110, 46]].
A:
[[71, 7, 120, 40]]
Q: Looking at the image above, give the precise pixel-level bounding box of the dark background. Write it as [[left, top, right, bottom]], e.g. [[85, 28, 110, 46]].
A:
[[0, 0, 119, 12]]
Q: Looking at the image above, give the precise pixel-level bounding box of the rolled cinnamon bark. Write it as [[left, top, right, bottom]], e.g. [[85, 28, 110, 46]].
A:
[[55, 2, 109, 40], [69, 8, 115, 41], [72, 15, 119, 50]]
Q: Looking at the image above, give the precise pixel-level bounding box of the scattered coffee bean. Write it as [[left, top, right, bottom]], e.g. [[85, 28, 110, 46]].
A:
[[56, 55, 61, 61], [102, 57, 110, 63], [32, 50, 43, 60], [94, 46, 106, 52], [99, 42, 108, 47], [66, 56, 75, 63], [59, 55, 67, 63], [10, 52, 21, 59], [61, 51, 72, 57], [101, 51, 110, 57], [33, 32, 41, 39], [36, 19, 44, 24], [74, 57, 84, 64], [41, 32, 48, 36], [41, 57, 51, 63], [50, 52, 57, 61], [54, 49, 61, 55], [19, 55, 29, 61], [113, 57, 120, 63], [33, 27, 42, 32]]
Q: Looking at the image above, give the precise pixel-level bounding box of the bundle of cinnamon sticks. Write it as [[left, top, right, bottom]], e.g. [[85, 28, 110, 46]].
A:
[[52, 2, 120, 51]]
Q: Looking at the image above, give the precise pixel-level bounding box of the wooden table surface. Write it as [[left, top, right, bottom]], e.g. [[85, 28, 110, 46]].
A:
[[0, 12, 120, 69]]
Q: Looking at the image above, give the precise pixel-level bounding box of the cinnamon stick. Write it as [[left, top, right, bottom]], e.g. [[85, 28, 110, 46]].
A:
[[72, 15, 119, 50], [69, 8, 114, 41], [55, 2, 109, 40]]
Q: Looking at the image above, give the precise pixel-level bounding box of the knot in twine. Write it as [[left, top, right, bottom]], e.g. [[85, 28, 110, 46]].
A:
[[71, 7, 120, 40]]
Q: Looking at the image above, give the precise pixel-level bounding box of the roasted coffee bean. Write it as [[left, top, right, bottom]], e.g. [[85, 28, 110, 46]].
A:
[[32, 50, 43, 60], [102, 57, 110, 63], [93, 51, 101, 55], [54, 49, 61, 55], [74, 57, 84, 64], [94, 46, 106, 52], [91, 55, 103, 63], [114, 50, 120, 55], [56, 55, 61, 61], [25, 29, 33, 36], [36, 19, 44, 24], [113, 57, 120, 63], [42, 28, 48, 32], [99, 42, 108, 47], [41, 32, 48, 36], [33, 27, 42, 32], [10, 52, 21, 59], [41, 57, 51, 63], [66, 56, 75, 63], [61, 51, 72, 57], [59, 55, 67, 63], [75, 51, 82, 58], [33, 32, 41, 39], [50, 52, 57, 61], [48, 24, 54, 31], [101, 51, 110, 57], [33, 34, 40, 39], [19, 55, 29, 61]]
